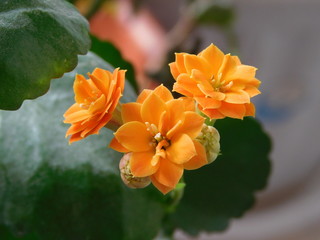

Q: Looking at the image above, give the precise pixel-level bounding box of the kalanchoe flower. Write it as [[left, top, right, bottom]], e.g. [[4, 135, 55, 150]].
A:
[[196, 124, 220, 164], [64, 68, 125, 143], [169, 44, 261, 119], [119, 153, 151, 189], [109, 85, 208, 194]]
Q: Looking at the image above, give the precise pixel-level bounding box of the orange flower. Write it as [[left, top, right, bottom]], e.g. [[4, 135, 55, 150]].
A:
[[64, 68, 125, 143], [169, 44, 261, 119], [109, 85, 207, 194]]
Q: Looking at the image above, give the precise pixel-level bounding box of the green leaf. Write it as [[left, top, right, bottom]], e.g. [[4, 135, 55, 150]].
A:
[[195, 3, 235, 27], [0, 52, 165, 240], [0, 0, 91, 110], [90, 35, 139, 92], [171, 118, 271, 235]]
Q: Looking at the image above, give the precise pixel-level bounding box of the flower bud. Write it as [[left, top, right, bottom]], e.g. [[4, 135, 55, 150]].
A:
[[196, 124, 220, 164], [119, 153, 151, 189]]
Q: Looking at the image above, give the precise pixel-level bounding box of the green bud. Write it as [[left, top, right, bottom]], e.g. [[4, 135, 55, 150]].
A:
[[196, 124, 220, 164], [119, 153, 151, 189]]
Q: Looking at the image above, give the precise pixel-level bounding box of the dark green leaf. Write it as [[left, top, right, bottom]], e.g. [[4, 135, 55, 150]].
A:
[[90, 35, 139, 92], [0, 0, 90, 110], [0, 52, 165, 240], [171, 118, 271, 235]]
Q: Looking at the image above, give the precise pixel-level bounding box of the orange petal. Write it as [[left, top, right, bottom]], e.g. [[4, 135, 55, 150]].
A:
[[121, 102, 142, 123], [153, 84, 174, 102], [114, 68, 126, 92], [169, 62, 180, 80], [166, 134, 197, 164], [224, 90, 250, 104], [74, 74, 96, 103], [89, 94, 107, 114], [199, 105, 225, 119], [109, 137, 129, 153], [244, 85, 261, 97], [198, 44, 225, 76], [64, 109, 91, 123], [130, 151, 159, 177], [244, 103, 256, 117], [225, 65, 257, 83], [141, 93, 166, 126], [68, 132, 83, 144], [92, 67, 111, 85], [184, 54, 213, 79], [137, 89, 153, 103], [150, 176, 173, 195], [195, 97, 222, 109], [218, 102, 246, 119], [181, 97, 195, 111], [64, 103, 83, 117], [218, 54, 237, 81], [153, 158, 183, 188], [197, 83, 219, 99], [65, 122, 88, 137], [114, 121, 153, 152], [175, 74, 203, 96], [89, 70, 109, 95], [175, 112, 204, 139], [175, 53, 187, 74], [184, 140, 208, 170], [172, 82, 193, 97]]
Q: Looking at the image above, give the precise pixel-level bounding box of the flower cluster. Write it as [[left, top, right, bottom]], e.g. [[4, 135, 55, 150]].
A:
[[64, 44, 260, 194]]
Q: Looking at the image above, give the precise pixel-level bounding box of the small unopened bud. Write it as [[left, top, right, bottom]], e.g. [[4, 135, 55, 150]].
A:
[[196, 124, 220, 164], [119, 153, 151, 189]]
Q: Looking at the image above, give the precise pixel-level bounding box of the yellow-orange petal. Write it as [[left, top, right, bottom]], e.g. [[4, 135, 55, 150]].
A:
[[153, 84, 174, 102], [150, 176, 173, 195], [218, 102, 246, 119], [130, 151, 159, 177], [141, 93, 166, 126], [174, 112, 204, 139], [114, 121, 153, 152], [137, 89, 153, 103], [224, 90, 250, 104], [198, 43, 225, 76], [109, 137, 129, 152], [184, 140, 208, 170], [121, 102, 142, 123], [153, 158, 183, 188], [195, 97, 222, 109], [166, 134, 197, 165], [184, 54, 213, 79]]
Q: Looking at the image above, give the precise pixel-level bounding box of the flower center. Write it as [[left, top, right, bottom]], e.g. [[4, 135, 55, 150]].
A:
[[145, 122, 171, 166], [210, 73, 233, 92]]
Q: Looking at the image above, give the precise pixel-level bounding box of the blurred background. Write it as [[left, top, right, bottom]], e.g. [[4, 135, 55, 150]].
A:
[[75, 0, 320, 239]]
